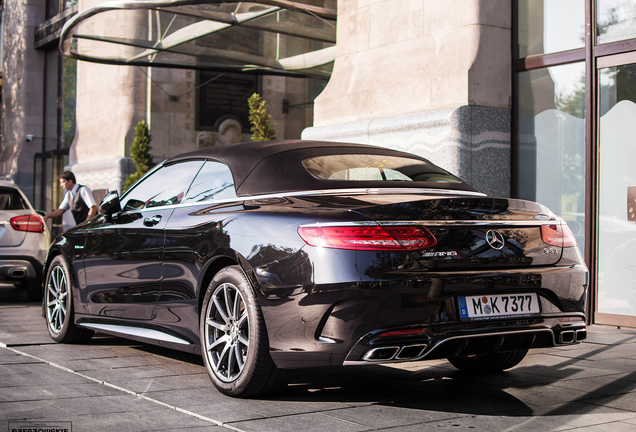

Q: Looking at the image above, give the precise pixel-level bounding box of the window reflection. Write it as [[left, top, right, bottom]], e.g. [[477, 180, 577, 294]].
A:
[[517, 0, 584, 57], [516, 62, 586, 251], [121, 161, 204, 211], [302, 155, 461, 183], [598, 0, 636, 44], [597, 63, 636, 317], [183, 161, 237, 203]]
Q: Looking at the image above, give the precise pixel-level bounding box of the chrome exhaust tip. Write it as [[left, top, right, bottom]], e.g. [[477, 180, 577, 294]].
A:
[[575, 328, 587, 341], [559, 330, 575, 344], [9, 268, 27, 278], [362, 346, 400, 361], [395, 344, 428, 360]]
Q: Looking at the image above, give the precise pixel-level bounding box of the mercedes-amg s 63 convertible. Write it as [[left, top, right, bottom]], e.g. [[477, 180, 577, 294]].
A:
[[43, 140, 588, 397]]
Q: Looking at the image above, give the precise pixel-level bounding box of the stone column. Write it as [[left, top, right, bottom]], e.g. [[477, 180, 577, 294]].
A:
[[0, 0, 46, 200], [303, 0, 512, 197], [66, 0, 149, 194]]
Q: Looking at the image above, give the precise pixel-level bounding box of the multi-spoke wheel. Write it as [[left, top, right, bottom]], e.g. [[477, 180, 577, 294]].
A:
[[46, 264, 68, 334], [200, 266, 288, 397], [44, 256, 94, 343], [205, 281, 250, 382]]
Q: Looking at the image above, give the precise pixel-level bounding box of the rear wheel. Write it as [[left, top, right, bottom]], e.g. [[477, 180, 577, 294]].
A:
[[200, 266, 288, 397], [45, 256, 94, 343], [448, 349, 528, 373]]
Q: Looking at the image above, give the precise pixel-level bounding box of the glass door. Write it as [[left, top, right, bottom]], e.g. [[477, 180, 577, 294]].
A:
[[597, 55, 636, 324]]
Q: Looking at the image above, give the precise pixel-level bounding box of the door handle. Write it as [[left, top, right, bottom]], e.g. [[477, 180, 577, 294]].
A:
[[143, 215, 162, 227]]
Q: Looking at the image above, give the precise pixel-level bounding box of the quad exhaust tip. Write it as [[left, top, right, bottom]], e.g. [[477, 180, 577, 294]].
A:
[[559, 329, 587, 344], [362, 344, 429, 362]]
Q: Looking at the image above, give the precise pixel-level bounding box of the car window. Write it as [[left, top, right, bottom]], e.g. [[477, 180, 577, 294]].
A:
[[121, 161, 204, 211], [0, 188, 28, 210], [302, 154, 462, 183], [182, 161, 237, 203]]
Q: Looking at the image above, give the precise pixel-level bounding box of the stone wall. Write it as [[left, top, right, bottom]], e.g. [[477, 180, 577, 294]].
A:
[[304, 0, 512, 197], [0, 0, 46, 200]]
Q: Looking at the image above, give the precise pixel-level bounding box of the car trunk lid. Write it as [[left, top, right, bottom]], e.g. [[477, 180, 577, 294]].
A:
[[303, 194, 567, 269], [358, 195, 563, 269]]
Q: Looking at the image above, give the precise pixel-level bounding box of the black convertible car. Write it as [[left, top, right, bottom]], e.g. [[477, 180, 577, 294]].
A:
[[44, 140, 588, 397]]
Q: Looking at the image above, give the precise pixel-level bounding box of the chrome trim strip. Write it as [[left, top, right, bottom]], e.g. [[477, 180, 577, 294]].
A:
[[299, 219, 560, 228], [116, 188, 486, 215], [243, 188, 486, 200], [343, 328, 555, 366], [79, 323, 191, 345], [318, 336, 337, 344]]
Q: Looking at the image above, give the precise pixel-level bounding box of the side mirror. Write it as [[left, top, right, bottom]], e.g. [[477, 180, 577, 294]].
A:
[[99, 190, 121, 215]]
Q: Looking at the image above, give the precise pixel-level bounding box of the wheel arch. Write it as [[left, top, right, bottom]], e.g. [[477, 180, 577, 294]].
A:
[[43, 248, 63, 275], [197, 253, 259, 319]]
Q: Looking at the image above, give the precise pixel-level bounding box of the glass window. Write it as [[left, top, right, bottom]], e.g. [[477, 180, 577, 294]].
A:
[[302, 154, 461, 183], [598, 0, 636, 44], [597, 62, 636, 318], [121, 161, 204, 211], [0, 188, 27, 210], [516, 62, 586, 250], [182, 161, 237, 203], [517, 0, 585, 57]]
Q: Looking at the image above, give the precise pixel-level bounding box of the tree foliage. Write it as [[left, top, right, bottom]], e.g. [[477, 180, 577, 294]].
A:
[[248, 93, 277, 141], [123, 121, 154, 191], [63, 57, 77, 147]]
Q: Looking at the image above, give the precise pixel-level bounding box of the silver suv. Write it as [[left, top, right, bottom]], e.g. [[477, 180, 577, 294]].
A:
[[0, 180, 50, 300]]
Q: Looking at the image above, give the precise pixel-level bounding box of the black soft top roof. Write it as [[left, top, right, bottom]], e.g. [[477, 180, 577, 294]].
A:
[[165, 140, 480, 196]]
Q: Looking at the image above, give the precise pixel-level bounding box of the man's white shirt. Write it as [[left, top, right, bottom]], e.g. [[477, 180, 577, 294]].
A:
[[59, 183, 97, 230]]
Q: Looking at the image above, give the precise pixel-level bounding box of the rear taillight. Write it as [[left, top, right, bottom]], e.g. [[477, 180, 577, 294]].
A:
[[541, 224, 577, 248], [10, 214, 44, 233], [297, 225, 437, 251]]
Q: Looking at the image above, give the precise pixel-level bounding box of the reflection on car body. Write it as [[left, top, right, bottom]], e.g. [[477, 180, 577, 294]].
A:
[[42, 140, 588, 397]]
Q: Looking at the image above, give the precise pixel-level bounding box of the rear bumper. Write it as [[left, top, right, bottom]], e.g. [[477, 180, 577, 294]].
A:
[[342, 317, 586, 365], [0, 257, 43, 283], [264, 264, 588, 369]]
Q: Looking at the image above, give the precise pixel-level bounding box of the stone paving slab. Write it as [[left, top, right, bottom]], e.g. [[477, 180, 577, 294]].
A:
[[2, 296, 636, 431]]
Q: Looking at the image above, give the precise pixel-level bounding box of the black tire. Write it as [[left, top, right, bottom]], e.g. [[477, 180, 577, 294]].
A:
[[44, 256, 94, 343], [200, 265, 288, 397], [448, 349, 528, 373]]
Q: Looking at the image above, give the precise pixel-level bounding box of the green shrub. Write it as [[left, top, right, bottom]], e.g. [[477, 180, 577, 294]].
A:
[[248, 93, 277, 141], [123, 121, 154, 191]]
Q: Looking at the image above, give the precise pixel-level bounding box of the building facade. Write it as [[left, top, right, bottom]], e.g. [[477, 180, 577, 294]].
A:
[[2, 0, 636, 327]]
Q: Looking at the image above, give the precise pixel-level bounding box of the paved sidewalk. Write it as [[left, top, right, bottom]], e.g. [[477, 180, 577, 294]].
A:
[[1, 284, 636, 432]]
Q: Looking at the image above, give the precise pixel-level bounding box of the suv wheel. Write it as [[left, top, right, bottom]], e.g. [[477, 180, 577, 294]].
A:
[[45, 256, 93, 343]]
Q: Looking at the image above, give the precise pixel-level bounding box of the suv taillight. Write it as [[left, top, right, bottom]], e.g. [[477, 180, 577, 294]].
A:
[[541, 223, 577, 248], [10, 214, 44, 233], [298, 225, 437, 251]]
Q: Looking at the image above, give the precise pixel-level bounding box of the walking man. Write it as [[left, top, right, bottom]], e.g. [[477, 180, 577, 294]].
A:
[[44, 171, 98, 231]]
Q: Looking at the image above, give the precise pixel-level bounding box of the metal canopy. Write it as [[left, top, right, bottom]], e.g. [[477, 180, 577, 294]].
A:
[[60, 0, 336, 78]]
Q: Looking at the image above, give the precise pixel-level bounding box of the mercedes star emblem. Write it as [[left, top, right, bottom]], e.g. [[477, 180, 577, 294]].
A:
[[485, 229, 505, 250]]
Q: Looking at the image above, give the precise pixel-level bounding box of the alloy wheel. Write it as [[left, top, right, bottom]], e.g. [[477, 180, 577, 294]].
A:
[[204, 282, 250, 382], [46, 265, 68, 334]]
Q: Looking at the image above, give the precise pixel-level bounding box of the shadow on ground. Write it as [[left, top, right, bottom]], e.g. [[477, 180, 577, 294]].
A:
[[119, 332, 636, 418]]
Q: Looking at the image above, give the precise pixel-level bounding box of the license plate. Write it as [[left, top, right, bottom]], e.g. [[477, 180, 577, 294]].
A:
[[458, 293, 540, 320]]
